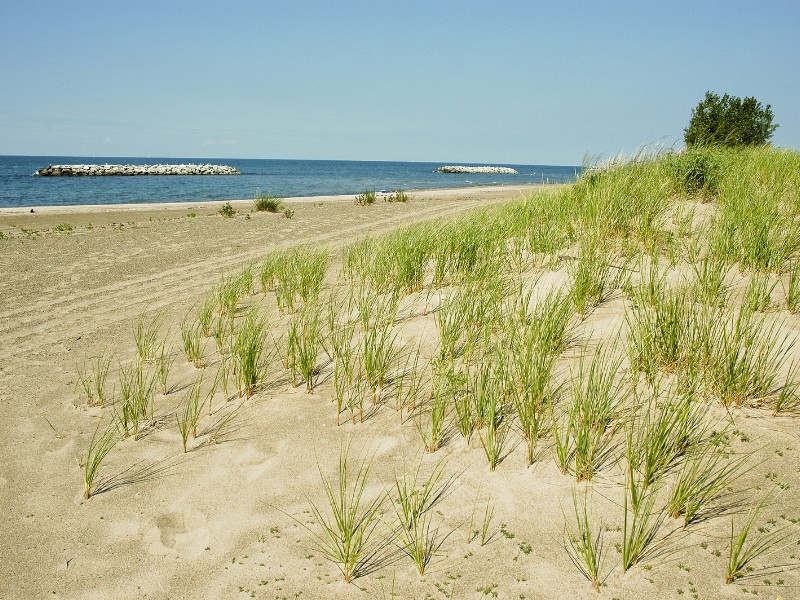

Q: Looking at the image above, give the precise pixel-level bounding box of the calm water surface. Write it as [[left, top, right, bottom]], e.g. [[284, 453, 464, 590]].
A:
[[0, 155, 580, 208]]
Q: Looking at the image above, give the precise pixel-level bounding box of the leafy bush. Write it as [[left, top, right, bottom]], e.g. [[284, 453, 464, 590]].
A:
[[684, 91, 778, 148], [354, 189, 376, 206], [219, 202, 236, 218], [386, 189, 411, 203], [253, 190, 284, 212]]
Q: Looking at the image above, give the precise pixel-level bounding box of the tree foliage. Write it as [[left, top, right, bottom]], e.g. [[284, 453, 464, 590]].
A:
[[684, 91, 778, 148]]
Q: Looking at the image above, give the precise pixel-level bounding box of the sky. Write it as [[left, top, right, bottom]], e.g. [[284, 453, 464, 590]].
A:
[[1, 1, 798, 165]]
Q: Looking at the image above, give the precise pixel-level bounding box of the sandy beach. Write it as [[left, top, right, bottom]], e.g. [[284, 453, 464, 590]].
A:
[[1, 179, 798, 600]]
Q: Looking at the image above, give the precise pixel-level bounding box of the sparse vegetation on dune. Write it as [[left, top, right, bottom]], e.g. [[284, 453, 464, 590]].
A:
[[72, 145, 800, 595]]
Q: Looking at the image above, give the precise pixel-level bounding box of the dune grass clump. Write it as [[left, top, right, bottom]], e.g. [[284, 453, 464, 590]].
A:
[[726, 490, 798, 584], [564, 489, 607, 593], [155, 343, 173, 394], [77, 354, 111, 407], [573, 149, 672, 245], [743, 272, 777, 312], [709, 150, 800, 274], [626, 388, 708, 492], [272, 247, 330, 313], [506, 289, 571, 464], [690, 253, 730, 307], [134, 311, 162, 362], [389, 459, 453, 575], [118, 361, 157, 440], [477, 392, 510, 471], [392, 344, 426, 421], [354, 189, 377, 206], [361, 309, 399, 404], [667, 440, 749, 528], [416, 376, 450, 453], [180, 317, 205, 368], [253, 189, 284, 212], [385, 189, 411, 203], [707, 307, 794, 407], [553, 345, 625, 481], [569, 240, 614, 318], [83, 420, 119, 500], [303, 445, 387, 583], [287, 302, 324, 393], [233, 310, 269, 398], [176, 374, 204, 452]]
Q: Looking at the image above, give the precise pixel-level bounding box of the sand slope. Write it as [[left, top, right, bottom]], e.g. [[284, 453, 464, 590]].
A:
[[0, 185, 796, 600]]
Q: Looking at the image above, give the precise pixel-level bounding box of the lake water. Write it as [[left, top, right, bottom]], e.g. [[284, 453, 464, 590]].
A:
[[0, 155, 580, 208]]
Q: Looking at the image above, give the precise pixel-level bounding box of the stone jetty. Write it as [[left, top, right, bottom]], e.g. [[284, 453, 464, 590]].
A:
[[436, 165, 518, 174], [36, 163, 240, 176]]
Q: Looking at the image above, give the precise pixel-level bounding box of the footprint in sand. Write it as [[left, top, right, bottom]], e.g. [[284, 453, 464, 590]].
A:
[[147, 509, 209, 558]]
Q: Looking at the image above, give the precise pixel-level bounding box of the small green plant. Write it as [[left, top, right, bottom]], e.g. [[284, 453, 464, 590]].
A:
[[784, 261, 800, 312], [362, 320, 398, 405], [83, 420, 119, 499], [76, 354, 112, 407], [354, 189, 377, 206], [287, 303, 324, 393], [233, 310, 268, 398], [569, 241, 612, 318], [302, 445, 387, 583], [392, 458, 453, 532], [219, 202, 236, 217], [198, 290, 217, 337], [155, 343, 173, 394], [564, 489, 606, 593], [283, 208, 295, 218], [386, 189, 411, 203], [744, 272, 777, 312], [253, 189, 284, 212], [117, 361, 157, 440], [389, 459, 452, 575], [53, 222, 73, 232], [480, 497, 496, 546], [416, 377, 450, 453], [180, 317, 205, 368], [134, 311, 162, 362], [726, 490, 797, 584], [668, 441, 749, 528], [621, 462, 667, 572], [477, 395, 510, 471], [176, 374, 205, 452]]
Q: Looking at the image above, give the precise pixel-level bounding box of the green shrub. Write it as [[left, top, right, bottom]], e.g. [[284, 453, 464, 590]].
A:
[[386, 189, 411, 203], [684, 91, 778, 148], [219, 202, 236, 218], [354, 189, 376, 206]]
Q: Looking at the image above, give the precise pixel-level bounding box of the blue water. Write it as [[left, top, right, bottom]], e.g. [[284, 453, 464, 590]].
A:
[[0, 155, 580, 208]]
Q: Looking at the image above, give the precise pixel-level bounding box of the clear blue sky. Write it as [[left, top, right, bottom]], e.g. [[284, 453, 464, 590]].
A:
[[1, 1, 798, 165]]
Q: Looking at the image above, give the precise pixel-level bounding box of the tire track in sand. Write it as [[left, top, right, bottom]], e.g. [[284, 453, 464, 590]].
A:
[[0, 198, 490, 363]]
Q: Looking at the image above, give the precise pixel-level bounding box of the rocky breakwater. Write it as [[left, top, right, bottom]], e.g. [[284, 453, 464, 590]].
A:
[[36, 163, 241, 176], [436, 165, 519, 174]]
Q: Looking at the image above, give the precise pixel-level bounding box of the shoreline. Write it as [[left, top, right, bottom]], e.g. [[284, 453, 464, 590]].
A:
[[0, 184, 551, 228]]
